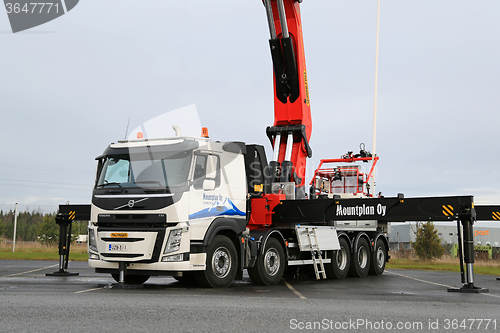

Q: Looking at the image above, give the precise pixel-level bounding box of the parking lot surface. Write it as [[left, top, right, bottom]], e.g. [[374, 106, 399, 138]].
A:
[[1, 260, 499, 332]]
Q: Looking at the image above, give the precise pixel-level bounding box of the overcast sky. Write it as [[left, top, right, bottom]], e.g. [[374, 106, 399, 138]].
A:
[[1, 1, 499, 224]]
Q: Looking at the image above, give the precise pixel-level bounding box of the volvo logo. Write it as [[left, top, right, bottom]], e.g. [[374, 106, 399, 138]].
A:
[[114, 197, 148, 210]]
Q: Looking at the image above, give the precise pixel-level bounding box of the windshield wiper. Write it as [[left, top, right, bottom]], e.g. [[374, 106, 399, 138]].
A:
[[135, 181, 170, 193], [135, 180, 163, 185], [143, 188, 170, 194], [96, 181, 126, 192]]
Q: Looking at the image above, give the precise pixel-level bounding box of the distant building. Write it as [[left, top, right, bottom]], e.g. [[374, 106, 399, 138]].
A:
[[388, 223, 500, 251]]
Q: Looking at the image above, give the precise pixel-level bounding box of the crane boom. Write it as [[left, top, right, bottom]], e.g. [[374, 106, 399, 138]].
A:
[[263, 0, 312, 197]]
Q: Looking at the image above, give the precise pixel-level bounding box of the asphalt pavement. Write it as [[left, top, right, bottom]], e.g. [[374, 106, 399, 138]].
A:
[[0, 260, 499, 332]]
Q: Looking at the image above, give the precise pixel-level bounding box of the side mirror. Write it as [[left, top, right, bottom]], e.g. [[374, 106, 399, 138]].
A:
[[203, 179, 216, 191]]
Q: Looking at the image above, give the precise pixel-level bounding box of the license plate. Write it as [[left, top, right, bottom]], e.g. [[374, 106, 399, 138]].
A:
[[109, 244, 128, 251]]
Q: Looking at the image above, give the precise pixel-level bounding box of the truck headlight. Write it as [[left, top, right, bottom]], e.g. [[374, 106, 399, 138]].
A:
[[88, 227, 98, 252], [161, 253, 184, 262], [164, 229, 182, 254]]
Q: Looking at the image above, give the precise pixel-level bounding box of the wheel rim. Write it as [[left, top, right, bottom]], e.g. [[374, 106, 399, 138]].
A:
[[264, 247, 280, 276], [358, 246, 368, 269], [212, 246, 231, 278], [336, 247, 347, 270], [376, 246, 385, 268]]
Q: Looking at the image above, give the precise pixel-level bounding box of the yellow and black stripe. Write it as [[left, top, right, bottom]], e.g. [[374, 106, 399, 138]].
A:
[[493, 211, 500, 221], [69, 211, 76, 220], [442, 205, 454, 217]]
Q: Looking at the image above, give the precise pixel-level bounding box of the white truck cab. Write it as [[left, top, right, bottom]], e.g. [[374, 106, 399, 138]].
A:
[[88, 136, 250, 285]]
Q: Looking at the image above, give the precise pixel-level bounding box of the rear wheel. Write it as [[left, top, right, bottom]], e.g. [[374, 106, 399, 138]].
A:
[[325, 237, 350, 279], [111, 274, 150, 284], [369, 238, 387, 276], [195, 235, 237, 288], [348, 237, 370, 278], [248, 237, 285, 285]]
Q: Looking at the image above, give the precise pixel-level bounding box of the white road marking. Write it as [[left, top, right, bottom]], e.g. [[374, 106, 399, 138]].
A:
[[385, 269, 454, 288], [385, 269, 500, 299], [75, 287, 105, 294], [3, 263, 58, 277], [282, 278, 306, 299]]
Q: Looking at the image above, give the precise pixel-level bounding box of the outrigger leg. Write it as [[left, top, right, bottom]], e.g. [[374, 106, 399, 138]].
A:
[[118, 262, 127, 284], [108, 262, 144, 289], [46, 215, 79, 277], [448, 204, 488, 293]]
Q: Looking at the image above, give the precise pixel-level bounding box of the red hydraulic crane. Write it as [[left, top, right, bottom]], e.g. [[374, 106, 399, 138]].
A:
[[263, 0, 312, 198]]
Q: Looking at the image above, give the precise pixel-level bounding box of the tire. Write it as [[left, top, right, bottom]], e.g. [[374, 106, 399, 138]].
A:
[[348, 237, 370, 278], [325, 237, 350, 279], [111, 274, 150, 284], [369, 238, 387, 276], [248, 237, 285, 286], [195, 235, 237, 288]]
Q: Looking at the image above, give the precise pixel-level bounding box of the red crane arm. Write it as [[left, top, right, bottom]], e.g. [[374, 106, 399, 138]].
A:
[[263, 0, 312, 193]]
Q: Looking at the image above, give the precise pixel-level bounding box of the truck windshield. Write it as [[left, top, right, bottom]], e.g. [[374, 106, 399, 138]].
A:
[[96, 150, 192, 190]]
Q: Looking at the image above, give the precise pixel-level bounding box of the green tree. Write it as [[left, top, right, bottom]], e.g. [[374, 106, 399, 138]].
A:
[[2, 210, 13, 240], [0, 217, 5, 238], [37, 214, 59, 245], [72, 220, 88, 237], [411, 222, 445, 260], [17, 210, 44, 241]]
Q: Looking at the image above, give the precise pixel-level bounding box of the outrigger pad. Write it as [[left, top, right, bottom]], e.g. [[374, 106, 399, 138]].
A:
[[46, 271, 79, 277], [447, 284, 489, 293], [97, 283, 144, 289]]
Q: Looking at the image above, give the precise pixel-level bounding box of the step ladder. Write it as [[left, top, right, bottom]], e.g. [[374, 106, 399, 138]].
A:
[[305, 227, 326, 279]]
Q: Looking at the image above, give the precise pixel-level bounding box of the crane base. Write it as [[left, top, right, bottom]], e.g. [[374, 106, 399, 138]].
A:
[[447, 284, 488, 293]]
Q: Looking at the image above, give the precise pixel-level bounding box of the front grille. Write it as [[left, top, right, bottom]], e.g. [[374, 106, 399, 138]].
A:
[[97, 227, 166, 263], [100, 237, 145, 242], [100, 253, 143, 258], [97, 213, 174, 228], [115, 214, 147, 220]]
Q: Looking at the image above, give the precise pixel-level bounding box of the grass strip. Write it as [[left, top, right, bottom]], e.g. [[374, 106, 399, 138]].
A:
[[2, 244, 500, 276], [387, 258, 500, 276], [0, 244, 88, 261]]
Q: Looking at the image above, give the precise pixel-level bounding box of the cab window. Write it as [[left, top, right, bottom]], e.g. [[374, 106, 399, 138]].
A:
[[193, 154, 220, 190]]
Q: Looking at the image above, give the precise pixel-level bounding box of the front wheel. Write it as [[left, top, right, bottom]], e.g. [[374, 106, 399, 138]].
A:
[[348, 237, 370, 278], [111, 274, 150, 284], [368, 238, 387, 276], [248, 237, 285, 285], [195, 235, 237, 288]]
